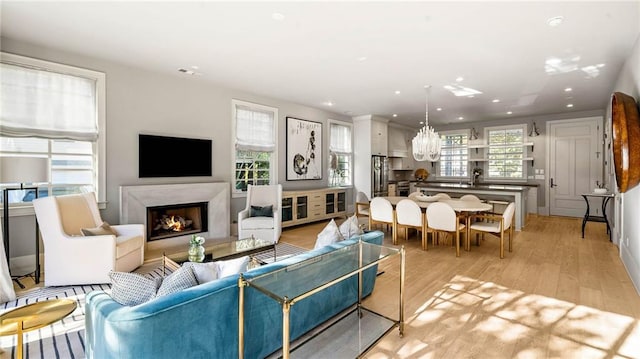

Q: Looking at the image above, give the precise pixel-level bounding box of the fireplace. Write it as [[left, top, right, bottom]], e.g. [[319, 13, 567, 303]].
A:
[[120, 182, 230, 254], [147, 202, 208, 241]]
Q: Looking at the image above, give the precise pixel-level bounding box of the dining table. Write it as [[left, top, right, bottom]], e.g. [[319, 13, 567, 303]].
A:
[[381, 196, 494, 251]]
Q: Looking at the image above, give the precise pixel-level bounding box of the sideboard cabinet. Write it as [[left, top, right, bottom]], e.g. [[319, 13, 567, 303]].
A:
[[282, 188, 347, 227]]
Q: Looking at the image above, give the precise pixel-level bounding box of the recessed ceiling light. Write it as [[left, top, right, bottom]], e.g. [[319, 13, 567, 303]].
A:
[[272, 12, 285, 21], [566, 103, 574, 108], [392, 114, 398, 117], [394, 90, 401, 95], [564, 87, 572, 92], [456, 76, 464, 82], [324, 101, 333, 107], [419, 121, 424, 125], [547, 16, 564, 27], [458, 117, 464, 120], [507, 111, 513, 115], [467, 95, 475, 98], [492, 99, 500, 103], [191, 65, 199, 70], [357, 56, 368, 62], [436, 107, 442, 111]]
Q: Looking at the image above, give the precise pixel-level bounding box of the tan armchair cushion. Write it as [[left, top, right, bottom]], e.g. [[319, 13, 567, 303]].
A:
[[81, 222, 119, 236], [56, 195, 98, 236]]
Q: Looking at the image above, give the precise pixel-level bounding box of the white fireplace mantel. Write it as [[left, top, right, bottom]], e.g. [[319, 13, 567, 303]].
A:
[[120, 182, 230, 251]]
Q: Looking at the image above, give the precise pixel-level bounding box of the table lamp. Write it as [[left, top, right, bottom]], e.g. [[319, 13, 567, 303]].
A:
[[0, 156, 49, 286]]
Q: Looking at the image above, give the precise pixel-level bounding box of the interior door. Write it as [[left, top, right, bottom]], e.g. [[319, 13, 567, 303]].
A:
[[548, 117, 602, 217]]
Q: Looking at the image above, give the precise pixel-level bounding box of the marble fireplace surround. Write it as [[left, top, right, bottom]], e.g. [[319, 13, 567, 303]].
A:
[[120, 182, 230, 253]]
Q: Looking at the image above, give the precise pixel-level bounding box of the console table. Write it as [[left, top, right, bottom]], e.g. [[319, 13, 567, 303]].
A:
[[581, 193, 615, 242], [238, 239, 404, 359]]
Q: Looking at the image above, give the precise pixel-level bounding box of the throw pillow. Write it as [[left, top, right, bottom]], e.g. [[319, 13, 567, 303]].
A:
[[314, 219, 344, 249], [217, 256, 250, 278], [183, 262, 219, 284], [156, 265, 198, 297], [81, 221, 119, 236], [109, 271, 160, 306], [339, 214, 363, 239], [250, 205, 273, 217]]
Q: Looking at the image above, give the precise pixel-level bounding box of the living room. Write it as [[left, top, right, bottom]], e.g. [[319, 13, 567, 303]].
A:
[[1, 2, 640, 358]]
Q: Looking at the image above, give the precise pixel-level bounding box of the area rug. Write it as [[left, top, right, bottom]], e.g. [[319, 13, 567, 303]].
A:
[[0, 243, 307, 359]]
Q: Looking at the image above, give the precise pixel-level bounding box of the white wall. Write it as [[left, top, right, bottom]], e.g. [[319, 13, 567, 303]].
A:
[[611, 34, 640, 294], [0, 37, 352, 260]]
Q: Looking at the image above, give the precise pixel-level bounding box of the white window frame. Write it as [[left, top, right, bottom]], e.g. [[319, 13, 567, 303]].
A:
[[231, 99, 278, 198], [327, 119, 353, 187], [0, 52, 106, 210], [437, 129, 470, 179], [484, 124, 527, 181]]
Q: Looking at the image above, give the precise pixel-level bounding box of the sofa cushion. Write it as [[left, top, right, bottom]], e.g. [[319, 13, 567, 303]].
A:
[[314, 219, 343, 249], [339, 215, 363, 239], [156, 265, 198, 297], [217, 256, 250, 278], [109, 271, 161, 306], [250, 205, 273, 217], [115, 235, 144, 259], [241, 216, 275, 230], [81, 221, 119, 236], [183, 262, 219, 284]]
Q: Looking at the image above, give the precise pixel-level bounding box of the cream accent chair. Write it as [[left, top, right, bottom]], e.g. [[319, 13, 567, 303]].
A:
[[460, 194, 481, 202], [426, 202, 465, 257], [238, 184, 282, 243], [33, 192, 144, 286], [469, 202, 515, 258], [369, 197, 396, 244], [395, 199, 431, 250], [355, 191, 370, 218]]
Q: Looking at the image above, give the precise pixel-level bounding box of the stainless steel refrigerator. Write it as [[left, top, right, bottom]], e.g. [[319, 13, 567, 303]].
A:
[[371, 155, 389, 198]]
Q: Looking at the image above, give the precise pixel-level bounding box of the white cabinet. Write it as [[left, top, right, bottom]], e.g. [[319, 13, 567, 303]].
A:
[[527, 187, 538, 214], [388, 183, 397, 196], [371, 120, 388, 156]]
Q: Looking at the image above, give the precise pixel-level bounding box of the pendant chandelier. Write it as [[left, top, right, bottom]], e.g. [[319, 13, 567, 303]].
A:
[[412, 85, 441, 161]]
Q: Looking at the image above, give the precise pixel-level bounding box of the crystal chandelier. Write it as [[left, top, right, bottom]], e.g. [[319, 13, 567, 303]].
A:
[[412, 85, 441, 161]]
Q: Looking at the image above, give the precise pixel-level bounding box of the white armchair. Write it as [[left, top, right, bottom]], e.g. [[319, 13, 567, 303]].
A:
[[33, 192, 144, 286], [238, 184, 282, 243]]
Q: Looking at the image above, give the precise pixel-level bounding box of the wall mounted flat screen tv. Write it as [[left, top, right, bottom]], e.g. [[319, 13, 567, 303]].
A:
[[139, 134, 212, 178]]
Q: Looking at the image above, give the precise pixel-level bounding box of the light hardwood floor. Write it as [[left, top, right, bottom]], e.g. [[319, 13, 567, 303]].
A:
[[280, 215, 640, 359], [14, 215, 640, 358]]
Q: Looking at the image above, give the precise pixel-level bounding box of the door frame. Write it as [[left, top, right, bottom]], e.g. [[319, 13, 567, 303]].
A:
[[545, 116, 603, 217]]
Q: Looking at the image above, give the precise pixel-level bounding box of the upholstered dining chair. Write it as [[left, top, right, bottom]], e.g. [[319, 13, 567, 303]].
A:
[[369, 197, 396, 243], [468, 202, 515, 258], [434, 193, 451, 200], [355, 191, 370, 218], [460, 194, 482, 202], [238, 184, 282, 243], [426, 202, 465, 257], [395, 199, 431, 249], [33, 192, 145, 286]]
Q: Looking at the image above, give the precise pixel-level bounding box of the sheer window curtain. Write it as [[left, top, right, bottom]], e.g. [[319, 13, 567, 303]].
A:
[[235, 106, 275, 152], [330, 123, 352, 153]]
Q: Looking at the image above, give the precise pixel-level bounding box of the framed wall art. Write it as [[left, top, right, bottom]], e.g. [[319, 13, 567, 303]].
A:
[[286, 117, 322, 180]]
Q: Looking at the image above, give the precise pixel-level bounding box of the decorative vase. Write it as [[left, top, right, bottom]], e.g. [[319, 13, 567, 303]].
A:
[[188, 235, 206, 262]]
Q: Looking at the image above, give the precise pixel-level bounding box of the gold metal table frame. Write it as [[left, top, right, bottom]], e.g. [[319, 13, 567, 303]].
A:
[[238, 238, 405, 359]]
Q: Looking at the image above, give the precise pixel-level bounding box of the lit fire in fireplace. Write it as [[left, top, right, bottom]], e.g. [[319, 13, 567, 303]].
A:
[[157, 215, 192, 232]]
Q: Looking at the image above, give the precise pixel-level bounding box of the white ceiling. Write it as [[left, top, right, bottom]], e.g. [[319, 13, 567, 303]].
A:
[[1, 1, 639, 127]]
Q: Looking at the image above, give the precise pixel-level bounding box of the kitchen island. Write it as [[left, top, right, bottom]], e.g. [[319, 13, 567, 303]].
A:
[[415, 182, 529, 230]]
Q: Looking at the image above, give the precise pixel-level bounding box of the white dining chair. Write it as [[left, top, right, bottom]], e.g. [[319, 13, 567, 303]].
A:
[[468, 202, 515, 258], [395, 199, 431, 249], [355, 191, 370, 218], [369, 197, 396, 243], [460, 194, 481, 202], [426, 202, 465, 257], [434, 193, 451, 200]]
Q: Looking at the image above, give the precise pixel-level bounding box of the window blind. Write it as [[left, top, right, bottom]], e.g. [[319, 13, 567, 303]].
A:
[[235, 105, 275, 152]]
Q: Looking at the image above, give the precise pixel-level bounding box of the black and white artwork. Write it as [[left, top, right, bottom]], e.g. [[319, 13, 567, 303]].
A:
[[286, 117, 322, 180]]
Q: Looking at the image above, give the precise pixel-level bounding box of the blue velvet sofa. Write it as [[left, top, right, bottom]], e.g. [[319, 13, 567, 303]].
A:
[[85, 231, 384, 358]]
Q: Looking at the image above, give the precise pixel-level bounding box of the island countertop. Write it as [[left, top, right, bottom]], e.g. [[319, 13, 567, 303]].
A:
[[415, 182, 529, 192]]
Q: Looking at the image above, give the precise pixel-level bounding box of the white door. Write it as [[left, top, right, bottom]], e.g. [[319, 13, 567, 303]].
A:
[[547, 117, 602, 217]]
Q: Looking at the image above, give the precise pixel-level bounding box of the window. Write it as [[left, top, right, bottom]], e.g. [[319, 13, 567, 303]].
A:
[[0, 52, 106, 205], [438, 131, 469, 178], [232, 99, 278, 196], [328, 120, 353, 187], [486, 125, 526, 179]]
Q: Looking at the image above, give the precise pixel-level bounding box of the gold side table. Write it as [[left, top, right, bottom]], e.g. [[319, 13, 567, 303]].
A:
[[0, 299, 77, 359]]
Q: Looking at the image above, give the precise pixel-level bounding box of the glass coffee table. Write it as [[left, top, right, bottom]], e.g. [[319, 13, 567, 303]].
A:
[[163, 236, 276, 270]]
